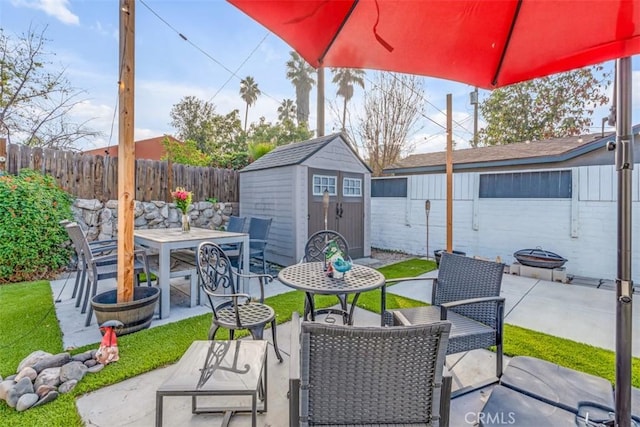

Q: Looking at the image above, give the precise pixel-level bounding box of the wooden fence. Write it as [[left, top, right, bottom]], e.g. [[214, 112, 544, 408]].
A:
[[0, 140, 239, 203]]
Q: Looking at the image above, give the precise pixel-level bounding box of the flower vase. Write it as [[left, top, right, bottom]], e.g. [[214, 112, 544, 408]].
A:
[[181, 213, 191, 232]]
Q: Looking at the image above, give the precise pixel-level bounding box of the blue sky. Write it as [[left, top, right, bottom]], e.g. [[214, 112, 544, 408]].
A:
[[1, 0, 639, 155]]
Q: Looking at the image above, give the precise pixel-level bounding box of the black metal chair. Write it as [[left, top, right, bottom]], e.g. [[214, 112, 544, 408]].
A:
[[302, 229, 349, 262], [64, 222, 151, 327], [387, 252, 506, 385], [289, 312, 452, 426], [196, 241, 283, 362], [301, 230, 351, 323]]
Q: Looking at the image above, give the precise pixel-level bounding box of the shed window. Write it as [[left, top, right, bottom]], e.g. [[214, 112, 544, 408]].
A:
[[313, 175, 337, 196], [343, 178, 362, 197], [479, 170, 572, 198]]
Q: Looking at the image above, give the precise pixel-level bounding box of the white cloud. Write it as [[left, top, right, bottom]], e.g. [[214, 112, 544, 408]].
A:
[[11, 0, 79, 25]]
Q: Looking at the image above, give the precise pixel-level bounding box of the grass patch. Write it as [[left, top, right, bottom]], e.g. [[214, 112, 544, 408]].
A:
[[1, 257, 638, 425], [377, 258, 436, 280]]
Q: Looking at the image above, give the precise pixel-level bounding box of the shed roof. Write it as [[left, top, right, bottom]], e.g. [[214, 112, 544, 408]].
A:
[[240, 133, 371, 172], [385, 127, 639, 174]]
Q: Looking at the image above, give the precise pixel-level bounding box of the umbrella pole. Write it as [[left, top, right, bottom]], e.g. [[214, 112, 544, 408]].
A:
[[614, 56, 633, 427]]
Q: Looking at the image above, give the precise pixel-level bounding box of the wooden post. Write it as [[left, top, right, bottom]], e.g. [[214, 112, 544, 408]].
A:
[[117, 0, 135, 303], [446, 94, 453, 253], [0, 138, 6, 173]]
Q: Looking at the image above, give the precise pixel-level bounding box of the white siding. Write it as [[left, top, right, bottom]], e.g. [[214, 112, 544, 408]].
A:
[[240, 166, 297, 266], [372, 165, 640, 281]]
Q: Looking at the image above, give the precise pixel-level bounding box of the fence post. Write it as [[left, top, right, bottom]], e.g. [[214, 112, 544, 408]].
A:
[[0, 138, 6, 173], [167, 157, 173, 200]]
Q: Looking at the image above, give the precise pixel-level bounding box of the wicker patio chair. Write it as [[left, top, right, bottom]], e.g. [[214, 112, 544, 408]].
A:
[[64, 222, 151, 327], [386, 252, 506, 384], [196, 241, 283, 362], [289, 312, 452, 426]]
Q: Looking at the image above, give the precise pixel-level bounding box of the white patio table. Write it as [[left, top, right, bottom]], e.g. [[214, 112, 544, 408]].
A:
[[134, 228, 249, 319]]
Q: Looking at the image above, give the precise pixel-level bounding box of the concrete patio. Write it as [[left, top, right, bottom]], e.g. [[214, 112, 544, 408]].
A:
[[49, 259, 639, 426]]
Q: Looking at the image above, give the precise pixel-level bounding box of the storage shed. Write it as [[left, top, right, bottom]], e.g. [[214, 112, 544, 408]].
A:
[[239, 133, 372, 267]]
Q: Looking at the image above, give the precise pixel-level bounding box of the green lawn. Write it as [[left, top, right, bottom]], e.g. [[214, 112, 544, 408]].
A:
[[0, 258, 638, 426]]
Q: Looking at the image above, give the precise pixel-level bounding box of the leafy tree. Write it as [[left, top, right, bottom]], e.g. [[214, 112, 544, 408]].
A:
[[161, 136, 211, 166], [355, 72, 425, 176], [239, 76, 261, 132], [169, 96, 245, 154], [247, 141, 275, 162], [286, 51, 315, 127], [0, 26, 99, 150], [479, 66, 611, 145], [248, 117, 313, 147], [277, 99, 296, 123], [331, 68, 365, 132]]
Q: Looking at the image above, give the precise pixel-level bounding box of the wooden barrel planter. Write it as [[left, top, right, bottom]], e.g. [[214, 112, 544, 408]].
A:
[[91, 287, 160, 336]]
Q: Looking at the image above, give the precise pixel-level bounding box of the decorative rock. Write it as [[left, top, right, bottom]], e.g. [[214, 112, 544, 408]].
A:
[[6, 377, 34, 408], [5, 374, 16, 381], [71, 351, 94, 363], [87, 363, 104, 374], [75, 198, 102, 210], [58, 380, 78, 394], [0, 379, 16, 400], [84, 359, 97, 368], [32, 390, 59, 408], [15, 367, 37, 382], [16, 393, 39, 411], [36, 384, 56, 398], [34, 367, 62, 389], [17, 350, 52, 372], [60, 361, 87, 383], [31, 353, 70, 373]]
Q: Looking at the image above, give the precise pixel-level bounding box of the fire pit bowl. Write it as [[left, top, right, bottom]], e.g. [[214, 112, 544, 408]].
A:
[[514, 248, 567, 269]]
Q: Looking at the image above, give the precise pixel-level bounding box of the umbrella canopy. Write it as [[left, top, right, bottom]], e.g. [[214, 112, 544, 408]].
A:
[[229, 0, 639, 89], [229, 1, 639, 425]]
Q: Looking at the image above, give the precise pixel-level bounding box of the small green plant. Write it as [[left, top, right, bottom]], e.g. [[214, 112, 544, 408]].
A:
[[0, 169, 73, 283], [207, 197, 218, 204]]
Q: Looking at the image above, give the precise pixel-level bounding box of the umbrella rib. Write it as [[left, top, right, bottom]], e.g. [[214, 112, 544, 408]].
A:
[[318, 0, 360, 65], [491, 0, 524, 87]]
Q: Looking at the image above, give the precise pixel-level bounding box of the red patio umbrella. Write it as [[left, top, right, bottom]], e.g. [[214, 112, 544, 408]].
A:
[[228, 0, 640, 425]]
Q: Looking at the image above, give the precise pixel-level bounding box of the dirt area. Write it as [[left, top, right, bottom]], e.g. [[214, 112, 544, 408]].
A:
[[370, 248, 422, 267]]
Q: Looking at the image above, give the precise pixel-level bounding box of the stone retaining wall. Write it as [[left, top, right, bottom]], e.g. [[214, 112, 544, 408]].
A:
[[72, 198, 238, 241]]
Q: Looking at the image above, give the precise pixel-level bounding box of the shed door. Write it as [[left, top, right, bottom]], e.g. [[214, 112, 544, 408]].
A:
[[308, 168, 364, 259]]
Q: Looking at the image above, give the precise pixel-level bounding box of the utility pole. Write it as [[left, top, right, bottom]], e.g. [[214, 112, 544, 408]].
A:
[[470, 87, 478, 147]]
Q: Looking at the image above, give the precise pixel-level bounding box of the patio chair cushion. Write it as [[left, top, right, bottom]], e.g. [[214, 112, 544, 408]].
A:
[[480, 385, 576, 426], [500, 356, 614, 417], [394, 306, 496, 354]]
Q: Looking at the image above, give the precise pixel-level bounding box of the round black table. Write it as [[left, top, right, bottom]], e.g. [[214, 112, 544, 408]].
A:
[[278, 262, 386, 325]]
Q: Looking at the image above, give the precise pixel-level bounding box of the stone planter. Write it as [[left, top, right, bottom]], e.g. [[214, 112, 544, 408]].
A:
[[90, 287, 160, 336]]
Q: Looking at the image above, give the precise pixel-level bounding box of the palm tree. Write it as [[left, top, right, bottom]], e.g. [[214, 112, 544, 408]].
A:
[[277, 99, 296, 123], [285, 51, 315, 127], [331, 68, 365, 132], [239, 76, 261, 131]]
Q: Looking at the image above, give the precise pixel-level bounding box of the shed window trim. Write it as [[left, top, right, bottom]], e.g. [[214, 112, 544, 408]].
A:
[[312, 174, 337, 196], [343, 178, 362, 197]]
